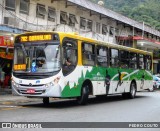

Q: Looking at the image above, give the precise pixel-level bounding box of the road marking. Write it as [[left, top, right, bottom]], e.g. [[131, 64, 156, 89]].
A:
[[0, 105, 27, 111], [2, 102, 14, 105], [1, 107, 26, 111], [0, 105, 18, 108]]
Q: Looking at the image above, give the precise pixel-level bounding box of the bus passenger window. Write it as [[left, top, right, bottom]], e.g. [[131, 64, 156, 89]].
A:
[[62, 39, 77, 75], [110, 49, 119, 67], [145, 55, 152, 70], [129, 52, 137, 69], [97, 46, 108, 67], [138, 54, 144, 69], [82, 43, 95, 66], [120, 50, 129, 68]]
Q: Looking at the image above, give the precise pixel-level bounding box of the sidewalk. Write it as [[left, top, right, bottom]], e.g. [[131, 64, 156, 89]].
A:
[[0, 94, 42, 105], [0, 87, 12, 95], [0, 87, 42, 105]]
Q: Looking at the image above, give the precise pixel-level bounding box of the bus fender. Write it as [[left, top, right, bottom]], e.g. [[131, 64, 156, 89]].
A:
[[81, 79, 93, 95]]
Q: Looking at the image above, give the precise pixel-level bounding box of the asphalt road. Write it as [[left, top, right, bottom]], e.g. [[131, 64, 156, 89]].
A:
[[0, 91, 160, 131]]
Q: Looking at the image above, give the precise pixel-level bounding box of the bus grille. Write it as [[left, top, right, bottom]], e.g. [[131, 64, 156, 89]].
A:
[[17, 89, 45, 95], [19, 84, 44, 87], [17, 84, 46, 95]]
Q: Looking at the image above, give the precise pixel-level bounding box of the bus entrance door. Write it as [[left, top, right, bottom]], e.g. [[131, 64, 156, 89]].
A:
[[96, 69, 106, 95]]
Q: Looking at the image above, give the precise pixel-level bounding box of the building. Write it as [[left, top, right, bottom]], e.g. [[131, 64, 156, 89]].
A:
[[0, 0, 160, 74]]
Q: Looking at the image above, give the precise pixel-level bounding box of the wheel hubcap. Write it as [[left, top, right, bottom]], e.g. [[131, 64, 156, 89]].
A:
[[131, 84, 136, 96]]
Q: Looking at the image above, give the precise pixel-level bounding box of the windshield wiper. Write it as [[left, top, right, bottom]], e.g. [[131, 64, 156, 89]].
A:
[[21, 44, 28, 57]]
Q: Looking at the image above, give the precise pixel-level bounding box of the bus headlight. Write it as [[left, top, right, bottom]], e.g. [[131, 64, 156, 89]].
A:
[[12, 80, 19, 88], [45, 77, 60, 88], [45, 82, 54, 88]]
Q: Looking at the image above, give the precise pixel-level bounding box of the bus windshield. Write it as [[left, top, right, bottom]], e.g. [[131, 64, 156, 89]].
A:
[[13, 43, 61, 73]]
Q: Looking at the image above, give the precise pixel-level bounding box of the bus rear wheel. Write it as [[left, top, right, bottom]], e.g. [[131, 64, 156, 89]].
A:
[[128, 82, 136, 99], [77, 85, 89, 105], [43, 97, 49, 105]]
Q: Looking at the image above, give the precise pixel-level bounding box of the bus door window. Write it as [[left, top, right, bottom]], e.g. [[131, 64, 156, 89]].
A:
[[62, 39, 77, 75], [120, 50, 129, 68], [129, 52, 137, 69], [138, 54, 144, 69], [97, 46, 108, 67], [145, 55, 152, 70], [82, 43, 95, 66], [110, 48, 119, 67]]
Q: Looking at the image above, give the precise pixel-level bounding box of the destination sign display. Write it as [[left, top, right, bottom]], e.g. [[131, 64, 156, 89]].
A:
[[14, 64, 26, 70], [20, 34, 52, 42]]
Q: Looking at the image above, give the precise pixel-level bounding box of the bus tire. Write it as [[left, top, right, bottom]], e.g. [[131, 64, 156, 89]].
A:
[[77, 85, 89, 105], [128, 82, 136, 99], [43, 97, 49, 105]]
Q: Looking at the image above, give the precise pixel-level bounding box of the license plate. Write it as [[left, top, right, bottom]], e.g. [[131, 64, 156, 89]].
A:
[[27, 89, 35, 94]]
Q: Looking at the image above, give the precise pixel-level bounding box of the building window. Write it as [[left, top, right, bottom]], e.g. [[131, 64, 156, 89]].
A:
[[69, 14, 78, 26], [20, 0, 29, 15], [80, 18, 92, 31], [80, 17, 86, 30], [87, 20, 92, 31], [96, 22, 101, 34], [102, 24, 108, 35], [110, 27, 114, 36], [5, 0, 15, 11], [115, 28, 119, 36], [36, 4, 46, 19], [60, 11, 69, 24], [48, 7, 56, 22]]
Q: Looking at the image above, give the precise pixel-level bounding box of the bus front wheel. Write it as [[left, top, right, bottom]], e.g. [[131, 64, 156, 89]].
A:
[[77, 85, 89, 105], [43, 97, 49, 105]]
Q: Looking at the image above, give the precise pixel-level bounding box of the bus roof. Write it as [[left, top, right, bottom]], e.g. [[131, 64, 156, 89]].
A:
[[15, 31, 152, 56], [57, 32, 152, 56]]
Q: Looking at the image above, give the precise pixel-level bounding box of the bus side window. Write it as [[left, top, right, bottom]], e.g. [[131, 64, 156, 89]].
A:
[[62, 38, 77, 76], [82, 43, 95, 66], [145, 55, 152, 70], [110, 48, 119, 67], [138, 54, 144, 69], [129, 52, 137, 69], [97, 46, 108, 67], [120, 50, 129, 68]]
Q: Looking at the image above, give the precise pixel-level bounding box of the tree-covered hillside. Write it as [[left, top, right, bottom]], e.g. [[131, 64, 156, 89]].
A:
[[90, 0, 160, 30]]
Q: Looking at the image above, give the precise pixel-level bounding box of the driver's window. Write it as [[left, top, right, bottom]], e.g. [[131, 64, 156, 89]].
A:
[[33, 47, 46, 68], [62, 38, 77, 75]]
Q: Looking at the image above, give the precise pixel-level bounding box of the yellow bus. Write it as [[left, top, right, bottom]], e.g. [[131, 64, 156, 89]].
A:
[[12, 31, 153, 105]]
